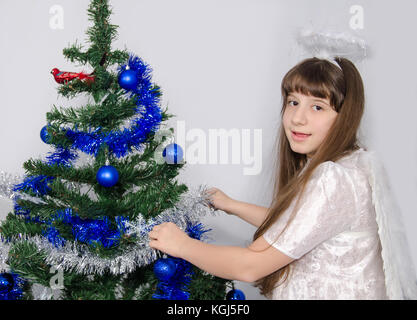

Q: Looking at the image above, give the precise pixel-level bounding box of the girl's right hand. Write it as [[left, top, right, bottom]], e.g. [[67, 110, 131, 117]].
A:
[[204, 187, 234, 214]]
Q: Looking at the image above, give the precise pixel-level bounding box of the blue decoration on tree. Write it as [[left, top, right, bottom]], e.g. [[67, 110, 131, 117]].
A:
[[0, 273, 14, 293], [40, 125, 51, 144], [45, 147, 78, 167], [96, 165, 119, 187], [154, 258, 177, 282], [12, 197, 31, 218], [226, 289, 246, 300], [43, 226, 67, 248], [152, 256, 192, 300], [64, 54, 163, 158], [71, 215, 121, 248], [0, 272, 26, 300], [43, 208, 130, 249], [152, 222, 211, 300], [163, 143, 184, 164], [118, 69, 139, 90], [13, 175, 55, 197]]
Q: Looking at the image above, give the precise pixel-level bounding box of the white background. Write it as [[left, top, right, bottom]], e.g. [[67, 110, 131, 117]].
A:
[[0, 0, 416, 300]]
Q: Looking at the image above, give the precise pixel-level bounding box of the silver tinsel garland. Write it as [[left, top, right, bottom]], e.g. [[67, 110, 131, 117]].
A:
[[0, 171, 24, 200], [0, 183, 219, 276], [0, 241, 10, 273]]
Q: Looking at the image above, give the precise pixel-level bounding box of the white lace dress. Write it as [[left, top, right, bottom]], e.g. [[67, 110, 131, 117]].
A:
[[263, 148, 389, 299]]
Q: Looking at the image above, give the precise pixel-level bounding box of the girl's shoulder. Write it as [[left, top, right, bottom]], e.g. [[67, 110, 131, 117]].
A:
[[334, 147, 373, 177], [312, 148, 370, 183]]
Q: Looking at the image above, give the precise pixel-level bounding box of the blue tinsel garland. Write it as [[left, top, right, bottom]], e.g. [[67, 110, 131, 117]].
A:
[[64, 54, 163, 158], [42, 208, 130, 249], [46, 147, 78, 167], [13, 175, 54, 197]]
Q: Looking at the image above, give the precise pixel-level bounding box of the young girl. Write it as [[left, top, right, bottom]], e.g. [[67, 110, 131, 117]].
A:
[[148, 57, 415, 299]]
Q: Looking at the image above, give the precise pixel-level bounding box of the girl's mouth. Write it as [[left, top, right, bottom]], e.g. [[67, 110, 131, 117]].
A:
[[291, 131, 311, 141]]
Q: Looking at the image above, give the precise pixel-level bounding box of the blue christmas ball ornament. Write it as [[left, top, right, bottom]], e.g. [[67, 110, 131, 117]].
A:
[[153, 258, 177, 281], [118, 69, 139, 91], [40, 125, 51, 144], [0, 273, 14, 294], [162, 143, 184, 164], [226, 289, 246, 300], [96, 165, 119, 187]]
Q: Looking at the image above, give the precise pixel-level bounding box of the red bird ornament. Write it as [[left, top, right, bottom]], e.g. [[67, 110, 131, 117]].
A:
[[51, 68, 95, 84]]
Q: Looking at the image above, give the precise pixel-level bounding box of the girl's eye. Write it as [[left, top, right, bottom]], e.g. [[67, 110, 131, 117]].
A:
[[287, 100, 322, 111]]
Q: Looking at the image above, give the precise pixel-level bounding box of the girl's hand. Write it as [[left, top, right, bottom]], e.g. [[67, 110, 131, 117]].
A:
[[204, 187, 234, 214], [148, 222, 190, 258]]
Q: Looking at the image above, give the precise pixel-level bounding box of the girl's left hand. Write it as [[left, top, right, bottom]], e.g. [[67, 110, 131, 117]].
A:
[[148, 222, 190, 258]]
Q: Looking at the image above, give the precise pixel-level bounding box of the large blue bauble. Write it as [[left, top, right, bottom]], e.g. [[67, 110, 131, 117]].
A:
[[162, 143, 184, 164], [118, 69, 139, 91], [40, 125, 51, 144], [226, 289, 246, 300], [153, 258, 177, 281], [96, 165, 119, 188], [0, 273, 14, 293]]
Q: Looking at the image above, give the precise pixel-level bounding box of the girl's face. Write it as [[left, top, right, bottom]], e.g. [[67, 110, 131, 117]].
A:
[[283, 91, 338, 158]]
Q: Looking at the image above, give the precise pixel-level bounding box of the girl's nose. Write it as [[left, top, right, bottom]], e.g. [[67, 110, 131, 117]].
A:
[[291, 104, 308, 125]]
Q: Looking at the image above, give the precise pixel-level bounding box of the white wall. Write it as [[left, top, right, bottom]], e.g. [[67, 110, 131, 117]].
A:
[[1, 0, 416, 300]]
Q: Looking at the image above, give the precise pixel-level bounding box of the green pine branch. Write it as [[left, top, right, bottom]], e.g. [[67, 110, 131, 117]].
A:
[[47, 94, 137, 132], [0, 213, 45, 240], [85, 0, 118, 66], [7, 242, 51, 287]]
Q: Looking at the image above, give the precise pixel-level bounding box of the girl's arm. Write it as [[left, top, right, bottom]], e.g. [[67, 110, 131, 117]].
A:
[[206, 187, 269, 227], [148, 222, 294, 283], [227, 200, 269, 228]]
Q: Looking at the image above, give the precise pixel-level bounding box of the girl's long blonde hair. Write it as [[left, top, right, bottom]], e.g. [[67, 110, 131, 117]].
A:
[[253, 57, 365, 297]]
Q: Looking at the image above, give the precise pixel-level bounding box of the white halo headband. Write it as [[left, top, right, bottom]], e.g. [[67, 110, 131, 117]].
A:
[[296, 29, 368, 67]]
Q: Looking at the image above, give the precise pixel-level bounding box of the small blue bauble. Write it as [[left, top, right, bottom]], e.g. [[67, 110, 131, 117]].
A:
[[40, 125, 51, 144], [0, 273, 14, 293], [162, 143, 184, 164], [96, 165, 119, 188], [118, 69, 139, 91], [153, 258, 177, 281], [226, 289, 246, 300]]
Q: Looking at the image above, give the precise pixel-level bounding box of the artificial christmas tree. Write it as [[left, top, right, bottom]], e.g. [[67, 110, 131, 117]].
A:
[[0, 0, 236, 300]]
